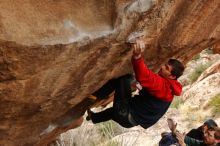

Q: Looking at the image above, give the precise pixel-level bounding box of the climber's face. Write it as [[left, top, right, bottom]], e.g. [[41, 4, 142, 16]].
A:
[[158, 63, 176, 80]]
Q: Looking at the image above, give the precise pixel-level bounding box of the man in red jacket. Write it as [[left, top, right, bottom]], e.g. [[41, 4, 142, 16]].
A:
[[86, 40, 185, 129]]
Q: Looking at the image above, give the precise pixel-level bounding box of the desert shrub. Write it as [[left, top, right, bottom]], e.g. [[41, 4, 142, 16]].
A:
[[207, 93, 220, 115], [205, 48, 214, 54], [97, 121, 123, 139], [192, 54, 200, 60], [170, 96, 183, 109]]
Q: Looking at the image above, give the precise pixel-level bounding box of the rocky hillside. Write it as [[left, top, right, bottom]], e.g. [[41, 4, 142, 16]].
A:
[[57, 49, 220, 146]]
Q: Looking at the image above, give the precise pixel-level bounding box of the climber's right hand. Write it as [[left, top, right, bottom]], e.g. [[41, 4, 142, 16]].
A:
[[132, 40, 145, 59]]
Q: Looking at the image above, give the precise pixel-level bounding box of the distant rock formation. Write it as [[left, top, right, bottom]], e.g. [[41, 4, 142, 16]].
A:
[[182, 61, 220, 106], [0, 0, 220, 145]]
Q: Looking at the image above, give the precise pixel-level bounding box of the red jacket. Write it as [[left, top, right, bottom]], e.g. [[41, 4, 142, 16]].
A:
[[132, 57, 182, 102]]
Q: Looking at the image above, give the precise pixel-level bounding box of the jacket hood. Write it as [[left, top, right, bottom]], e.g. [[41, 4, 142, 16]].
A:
[[168, 79, 182, 96]]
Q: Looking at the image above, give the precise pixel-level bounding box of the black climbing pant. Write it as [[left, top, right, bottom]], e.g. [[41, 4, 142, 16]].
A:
[[91, 74, 137, 128]]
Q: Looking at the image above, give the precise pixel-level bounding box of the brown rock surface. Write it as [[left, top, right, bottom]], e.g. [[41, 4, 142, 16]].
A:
[[0, 0, 220, 146], [213, 41, 220, 54]]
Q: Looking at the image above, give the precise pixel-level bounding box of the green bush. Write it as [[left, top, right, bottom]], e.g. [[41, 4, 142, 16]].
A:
[[192, 54, 200, 60], [170, 96, 183, 109], [205, 48, 214, 54], [207, 93, 220, 115], [189, 62, 212, 83]]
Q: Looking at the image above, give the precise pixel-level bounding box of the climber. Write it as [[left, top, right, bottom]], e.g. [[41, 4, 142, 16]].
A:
[[86, 40, 185, 129]]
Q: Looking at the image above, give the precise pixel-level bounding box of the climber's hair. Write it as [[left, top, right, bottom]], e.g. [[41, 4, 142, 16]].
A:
[[168, 59, 185, 79]]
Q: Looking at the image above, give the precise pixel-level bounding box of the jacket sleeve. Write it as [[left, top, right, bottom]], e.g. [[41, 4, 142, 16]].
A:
[[184, 136, 203, 146], [132, 57, 164, 91]]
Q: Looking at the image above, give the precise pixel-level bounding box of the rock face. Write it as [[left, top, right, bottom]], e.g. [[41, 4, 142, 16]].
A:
[[0, 0, 220, 146], [213, 41, 220, 54]]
